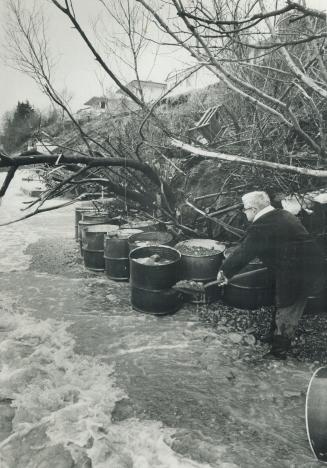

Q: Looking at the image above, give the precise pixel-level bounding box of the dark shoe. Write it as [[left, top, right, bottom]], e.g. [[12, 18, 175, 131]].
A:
[[263, 349, 287, 360], [259, 333, 274, 345], [263, 335, 291, 360]]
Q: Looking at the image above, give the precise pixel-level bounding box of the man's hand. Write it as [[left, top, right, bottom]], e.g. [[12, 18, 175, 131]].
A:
[[217, 270, 228, 286]]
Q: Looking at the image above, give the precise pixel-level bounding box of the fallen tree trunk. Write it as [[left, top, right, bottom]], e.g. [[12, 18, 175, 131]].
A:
[[0, 150, 175, 210], [171, 139, 327, 179]]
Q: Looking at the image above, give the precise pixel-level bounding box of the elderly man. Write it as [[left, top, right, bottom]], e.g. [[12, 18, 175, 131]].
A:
[[217, 191, 324, 359]]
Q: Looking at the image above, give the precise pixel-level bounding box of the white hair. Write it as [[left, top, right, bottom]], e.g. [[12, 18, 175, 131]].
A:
[[242, 191, 271, 210]]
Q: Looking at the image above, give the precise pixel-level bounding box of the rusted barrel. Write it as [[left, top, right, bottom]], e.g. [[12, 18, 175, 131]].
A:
[[75, 207, 97, 240], [129, 246, 183, 315], [304, 289, 327, 315], [104, 228, 142, 281], [128, 231, 174, 252], [306, 367, 327, 463], [176, 239, 226, 281], [82, 224, 118, 271], [175, 239, 226, 304], [223, 268, 274, 309], [78, 212, 119, 254]]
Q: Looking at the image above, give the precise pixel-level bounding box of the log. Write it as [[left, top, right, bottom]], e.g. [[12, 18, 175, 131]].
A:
[[171, 139, 327, 178]]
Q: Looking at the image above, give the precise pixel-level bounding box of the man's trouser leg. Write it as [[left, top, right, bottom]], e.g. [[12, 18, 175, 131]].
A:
[[267, 295, 307, 358], [275, 295, 308, 339]]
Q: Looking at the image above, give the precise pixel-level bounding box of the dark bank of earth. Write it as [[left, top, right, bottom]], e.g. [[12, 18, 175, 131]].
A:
[[26, 236, 327, 364]]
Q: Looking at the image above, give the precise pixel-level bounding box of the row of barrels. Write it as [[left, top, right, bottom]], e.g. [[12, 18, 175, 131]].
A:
[[75, 207, 227, 314], [75, 206, 327, 315], [75, 207, 272, 314], [76, 206, 169, 279]]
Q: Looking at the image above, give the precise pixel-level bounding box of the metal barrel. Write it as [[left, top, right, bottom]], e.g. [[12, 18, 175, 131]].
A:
[[74, 207, 97, 240], [78, 212, 119, 254], [104, 229, 142, 281], [304, 288, 327, 315], [175, 239, 225, 304], [82, 224, 119, 271], [306, 367, 327, 463], [128, 231, 174, 252], [131, 286, 184, 315], [129, 245, 183, 315], [175, 239, 226, 281], [222, 268, 274, 310]]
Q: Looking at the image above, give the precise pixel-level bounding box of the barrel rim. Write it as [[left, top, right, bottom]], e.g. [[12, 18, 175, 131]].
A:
[[104, 228, 142, 240], [176, 239, 226, 258], [121, 220, 160, 229], [75, 207, 98, 212], [129, 230, 174, 242], [83, 224, 120, 233], [106, 275, 129, 281], [129, 244, 181, 263], [79, 220, 112, 226], [104, 256, 129, 260], [305, 366, 326, 462], [224, 283, 272, 291]]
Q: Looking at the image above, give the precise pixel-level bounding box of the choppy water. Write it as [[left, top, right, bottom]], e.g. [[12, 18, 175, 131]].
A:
[[0, 170, 322, 467]]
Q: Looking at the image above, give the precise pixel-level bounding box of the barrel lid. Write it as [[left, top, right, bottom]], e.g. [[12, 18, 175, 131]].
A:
[[176, 239, 225, 257], [79, 220, 111, 226], [84, 224, 119, 233], [121, 220, 158, 230], [129, 231, 173, 244], [106, 228, 143, 239], [132, 241, 159, 248]]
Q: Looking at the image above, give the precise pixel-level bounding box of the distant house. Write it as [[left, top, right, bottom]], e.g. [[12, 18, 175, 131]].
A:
[[165, 65, 219, 98], [80, 95, 135, 118], [84, 96, 109, 111], [116, 80, 166, 103]]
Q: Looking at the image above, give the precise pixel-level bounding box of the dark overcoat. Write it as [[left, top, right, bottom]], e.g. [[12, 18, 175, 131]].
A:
[[221, 209, 325, 307]]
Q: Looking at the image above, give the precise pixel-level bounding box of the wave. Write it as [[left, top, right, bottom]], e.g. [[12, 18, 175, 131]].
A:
[[0, 310, 211, 468]]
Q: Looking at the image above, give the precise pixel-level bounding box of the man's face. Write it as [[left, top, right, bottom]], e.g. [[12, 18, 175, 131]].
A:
[[242, 204, 256, 222]]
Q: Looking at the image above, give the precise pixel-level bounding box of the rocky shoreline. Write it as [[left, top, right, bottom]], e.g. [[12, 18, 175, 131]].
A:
[[199, 302, 327, 364]]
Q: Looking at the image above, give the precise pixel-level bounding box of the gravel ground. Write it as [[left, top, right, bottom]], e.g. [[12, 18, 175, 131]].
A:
[[26, 237, 88, 278], [198, 301, 327, 363]]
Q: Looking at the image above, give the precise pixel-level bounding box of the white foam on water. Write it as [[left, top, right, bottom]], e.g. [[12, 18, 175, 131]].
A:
[[0, 170, 222, 467], [0, 311, 213, 468], [0, 225, 39, 272], [116, 343, 190, 356], [0, 169, 74, 273], [0, 171, 41, 272]]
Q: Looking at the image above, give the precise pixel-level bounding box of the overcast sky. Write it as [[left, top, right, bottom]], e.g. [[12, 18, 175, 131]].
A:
[[0, 0, 190, 117], [0, 0, 326, 119]]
